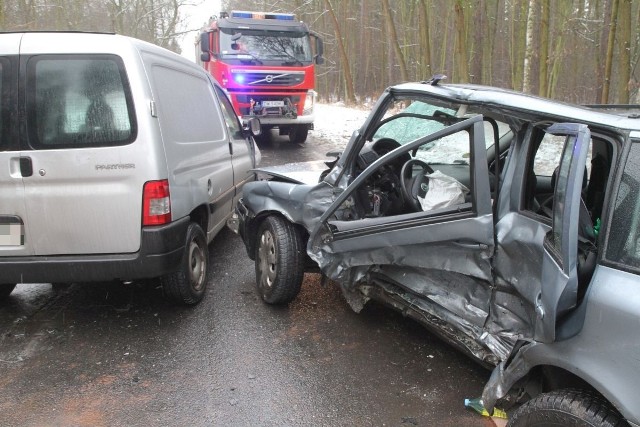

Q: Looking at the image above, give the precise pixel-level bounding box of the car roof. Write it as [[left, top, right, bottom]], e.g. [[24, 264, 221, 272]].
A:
[[391, 82, 640, 134]]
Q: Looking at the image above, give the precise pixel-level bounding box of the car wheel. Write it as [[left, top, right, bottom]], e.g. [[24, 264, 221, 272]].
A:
[[161, 222, 209, 305], [289, 125, 309, 144], [507, 389, 627, 427], [255, 216, 305, 305], [0, 284, 16, 299]]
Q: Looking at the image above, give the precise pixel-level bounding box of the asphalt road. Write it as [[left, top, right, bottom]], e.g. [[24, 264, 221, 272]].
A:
[[0, 132, 497, 427]]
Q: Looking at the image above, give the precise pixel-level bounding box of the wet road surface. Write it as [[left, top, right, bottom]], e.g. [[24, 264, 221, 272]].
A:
[[0, 132, 499, 426]]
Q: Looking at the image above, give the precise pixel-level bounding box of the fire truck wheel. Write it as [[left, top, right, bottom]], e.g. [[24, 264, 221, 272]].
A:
[[289, 125, 309, 144]]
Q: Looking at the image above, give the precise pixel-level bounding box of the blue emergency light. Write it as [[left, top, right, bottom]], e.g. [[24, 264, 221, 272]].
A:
[[231, 11, 295, 21]]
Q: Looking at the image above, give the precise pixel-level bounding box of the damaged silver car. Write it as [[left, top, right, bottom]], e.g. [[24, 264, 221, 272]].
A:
[[231, 79, 640, 426]]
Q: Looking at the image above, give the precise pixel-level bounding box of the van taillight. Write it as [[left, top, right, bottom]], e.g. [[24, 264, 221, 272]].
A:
[[142, 180, 171, 226]]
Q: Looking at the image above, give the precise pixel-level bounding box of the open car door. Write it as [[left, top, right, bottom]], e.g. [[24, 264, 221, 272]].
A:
[[535, 123, 592, 342], [308, 115, 497, 360]]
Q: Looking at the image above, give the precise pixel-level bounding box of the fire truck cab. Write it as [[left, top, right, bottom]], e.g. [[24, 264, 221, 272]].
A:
[[199, 11, 324, 144]]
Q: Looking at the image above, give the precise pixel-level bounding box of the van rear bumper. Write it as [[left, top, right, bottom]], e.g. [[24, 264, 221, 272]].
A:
[[0, 217, 188, 284]]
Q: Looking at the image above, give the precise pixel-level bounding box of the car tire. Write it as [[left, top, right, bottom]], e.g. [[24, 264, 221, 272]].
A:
[[161, 222, 209, 305], [255, 216, 305, 305], [289, 125, 309, 144], [0, 284, 16, 299], [507, 389, 627, 427]]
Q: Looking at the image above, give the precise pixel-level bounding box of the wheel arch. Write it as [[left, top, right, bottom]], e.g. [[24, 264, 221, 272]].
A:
[[189, 204, 209, 238], [503, 362, 630, 423], [246, 211, 309, 260]]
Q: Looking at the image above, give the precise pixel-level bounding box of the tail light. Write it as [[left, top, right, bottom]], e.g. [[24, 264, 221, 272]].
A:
[[142, 180, 171, 225]]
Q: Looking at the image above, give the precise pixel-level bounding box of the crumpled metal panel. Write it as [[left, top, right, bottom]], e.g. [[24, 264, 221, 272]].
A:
[[491, 211, 550, 341], [482, 342, 536, 413], [305, 212, 526, 363], [251, 160, 330, 185]]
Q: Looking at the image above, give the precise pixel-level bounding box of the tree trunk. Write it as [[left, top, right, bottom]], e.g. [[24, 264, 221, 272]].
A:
[[522, 0, 537, 94], [382, 0, 409, 83], [538, 0, 549, 96], [601, 0, 619, 103], [617, 0, 631, 103], [454, 1, 469, 83], [324, 0, 356, 104], [418, 0, 433, 79]]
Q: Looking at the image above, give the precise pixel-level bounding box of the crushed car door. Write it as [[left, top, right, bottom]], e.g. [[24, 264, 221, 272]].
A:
[[308, 115, 496, 359], [535, 123, 592, 342]]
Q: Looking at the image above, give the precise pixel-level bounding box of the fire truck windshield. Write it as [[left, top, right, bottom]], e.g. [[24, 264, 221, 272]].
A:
[[219, 30, 313, 65]]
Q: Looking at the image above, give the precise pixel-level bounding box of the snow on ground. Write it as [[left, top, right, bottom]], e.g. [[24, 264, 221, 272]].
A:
[[312, 102, 371, 150]]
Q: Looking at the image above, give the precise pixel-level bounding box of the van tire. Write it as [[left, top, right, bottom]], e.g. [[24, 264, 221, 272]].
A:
[[289, 125, 309, 144], [507, 389, 627, 427], [0, 284, 16, 299], [255, 216, 304, 305], [161, 222, 209, 305]]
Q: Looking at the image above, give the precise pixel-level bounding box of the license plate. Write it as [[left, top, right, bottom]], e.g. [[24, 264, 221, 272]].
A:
[[0, 218, 24, 246], [262, 100, 284, 107]]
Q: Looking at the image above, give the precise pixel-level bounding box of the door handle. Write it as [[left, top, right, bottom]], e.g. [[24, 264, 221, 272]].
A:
[[19, 157, 33, 177]]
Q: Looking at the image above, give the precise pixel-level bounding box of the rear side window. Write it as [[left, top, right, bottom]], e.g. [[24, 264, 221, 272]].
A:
[[0, 57, 14, 151], [0, 60, 5, 150], [606, 142, 640, 268], [26, 55, 136, 149]]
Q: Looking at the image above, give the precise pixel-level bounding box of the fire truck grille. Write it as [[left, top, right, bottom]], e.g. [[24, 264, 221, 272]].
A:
[[234, 71, 305, 86]]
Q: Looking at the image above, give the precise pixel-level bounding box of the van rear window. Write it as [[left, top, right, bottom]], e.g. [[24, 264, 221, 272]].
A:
[[26, 55, 136, 149]]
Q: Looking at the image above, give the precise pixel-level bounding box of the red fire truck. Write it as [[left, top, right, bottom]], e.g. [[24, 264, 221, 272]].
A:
[[198, 11, 324, 143]]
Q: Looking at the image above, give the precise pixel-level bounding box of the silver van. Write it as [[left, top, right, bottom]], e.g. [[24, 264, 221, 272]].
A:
[[0, 32, 260, 305]]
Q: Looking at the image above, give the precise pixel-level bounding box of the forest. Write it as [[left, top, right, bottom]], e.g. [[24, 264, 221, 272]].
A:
[[222, 0, 639, 106], [1, 0, 638, 105]]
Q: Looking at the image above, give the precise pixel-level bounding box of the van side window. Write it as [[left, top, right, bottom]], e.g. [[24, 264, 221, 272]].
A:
[[26, 55, 135, 149], [214, 86, 243, 139], [150, 66, 226, 144]]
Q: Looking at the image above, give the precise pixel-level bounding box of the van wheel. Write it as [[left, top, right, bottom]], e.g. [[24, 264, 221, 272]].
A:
[[255, 216, 304, 305], [507, 389, 627, 427], [0, 284, 16, 299], [161, 222, 209, 305], [289, 125, 309, 144]]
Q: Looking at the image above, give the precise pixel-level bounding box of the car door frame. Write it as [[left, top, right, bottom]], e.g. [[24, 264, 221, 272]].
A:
[[0, 35, 33, 256], [535, 123, 592, 342]]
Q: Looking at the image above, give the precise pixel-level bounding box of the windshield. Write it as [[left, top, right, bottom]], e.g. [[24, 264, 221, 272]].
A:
[[372, 98, 510, 165], [220, 29, 312, 64]]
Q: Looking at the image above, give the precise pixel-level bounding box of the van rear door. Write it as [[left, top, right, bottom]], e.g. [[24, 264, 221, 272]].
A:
[[0, 34, 32, 256], [19, 37, 142, 255]]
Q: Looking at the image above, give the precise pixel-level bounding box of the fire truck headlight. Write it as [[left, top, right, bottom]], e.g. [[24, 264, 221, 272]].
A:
[[303, 90, 315, 114], [234, 74, 245, 85]]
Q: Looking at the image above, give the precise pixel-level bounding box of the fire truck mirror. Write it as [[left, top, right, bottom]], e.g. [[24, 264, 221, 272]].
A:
[[200, 32, 210, 53], [314, 35, 324, 65], [200, 52, 210, 62]]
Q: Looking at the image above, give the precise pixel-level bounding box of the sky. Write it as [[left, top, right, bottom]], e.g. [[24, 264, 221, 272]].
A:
[[179, 0, 222, 62]]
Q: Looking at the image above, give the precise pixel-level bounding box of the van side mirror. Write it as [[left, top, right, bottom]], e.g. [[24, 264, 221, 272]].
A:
[[244, 117, 262, 137]]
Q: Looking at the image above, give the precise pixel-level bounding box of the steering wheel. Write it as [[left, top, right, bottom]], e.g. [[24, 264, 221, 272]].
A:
[[400, 158, 434, 211]]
